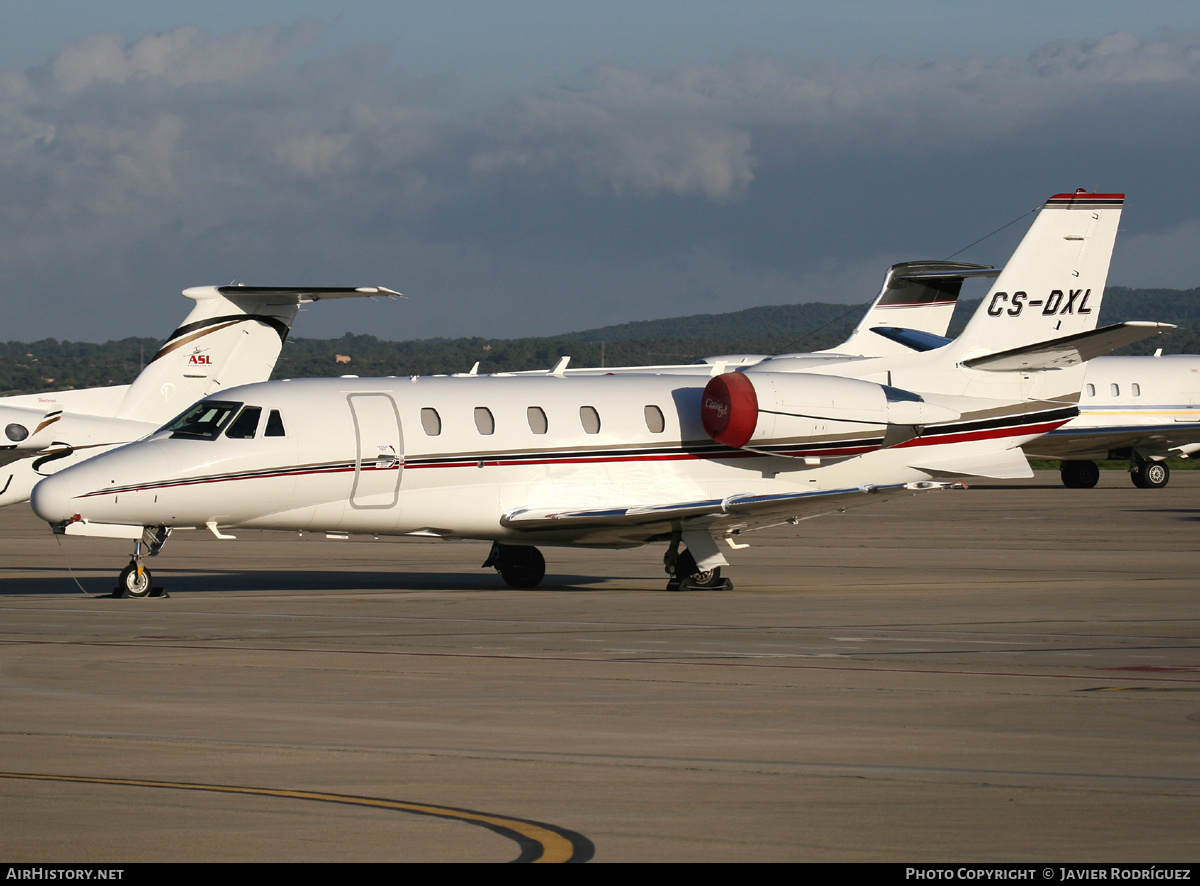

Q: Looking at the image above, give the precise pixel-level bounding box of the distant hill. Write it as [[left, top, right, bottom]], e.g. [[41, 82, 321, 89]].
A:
[[2, 286, 1198, 394], [560, 300, 869, 348]]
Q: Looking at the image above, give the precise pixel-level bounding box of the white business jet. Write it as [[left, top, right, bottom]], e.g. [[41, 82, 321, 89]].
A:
[[31, 193, 1168, 596], [0, 285, 399, 507], [1020, 353, 1200, 487]]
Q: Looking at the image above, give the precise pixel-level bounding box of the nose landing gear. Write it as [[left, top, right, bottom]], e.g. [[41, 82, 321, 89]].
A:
[[113, 526, 171, 598]]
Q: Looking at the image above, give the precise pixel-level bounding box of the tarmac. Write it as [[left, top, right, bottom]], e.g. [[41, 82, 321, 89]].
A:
[[1, 471, 1197, 862]]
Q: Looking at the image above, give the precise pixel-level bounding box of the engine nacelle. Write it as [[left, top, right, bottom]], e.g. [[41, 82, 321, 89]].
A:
[[701, 371, 960, 454]]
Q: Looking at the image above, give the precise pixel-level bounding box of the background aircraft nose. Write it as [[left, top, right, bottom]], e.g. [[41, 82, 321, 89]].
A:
[[31, 473, 76, 524]]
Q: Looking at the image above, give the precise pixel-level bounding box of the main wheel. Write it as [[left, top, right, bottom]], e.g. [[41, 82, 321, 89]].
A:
[[117, 563, 152, 598], [1132, 460, 1170, 489], [667, 549, 730, 591], [497, 546, 546, 589], [1060, 460, 1099, 489]]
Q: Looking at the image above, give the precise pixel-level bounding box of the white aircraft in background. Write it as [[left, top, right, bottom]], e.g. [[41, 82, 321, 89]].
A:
[[846, 298, 1200, 489], [1025, 353, 1200, 487], [0, 285, 399, 507], [31, 192, 1170, 596]]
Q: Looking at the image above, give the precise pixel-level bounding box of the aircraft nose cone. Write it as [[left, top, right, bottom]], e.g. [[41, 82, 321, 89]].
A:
[[31, 473, 76, 524]]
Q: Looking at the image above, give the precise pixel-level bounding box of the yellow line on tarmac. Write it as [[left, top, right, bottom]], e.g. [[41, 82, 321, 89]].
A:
[[0, 772, 592, 863]]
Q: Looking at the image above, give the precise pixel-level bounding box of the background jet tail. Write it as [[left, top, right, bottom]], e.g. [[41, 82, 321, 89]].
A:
[[115, 285, 399, 423], [828, 261, 998, 357], [949, 192, 1123, 361]]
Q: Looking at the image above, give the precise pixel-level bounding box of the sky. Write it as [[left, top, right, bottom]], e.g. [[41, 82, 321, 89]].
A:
[[3, 1, 1200, 343]]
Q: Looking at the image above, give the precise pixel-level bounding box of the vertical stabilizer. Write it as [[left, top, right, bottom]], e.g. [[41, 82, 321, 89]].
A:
[[950, 192, 1123, 360], [115, 285, 399, 423], [830, 261, 998, 357]]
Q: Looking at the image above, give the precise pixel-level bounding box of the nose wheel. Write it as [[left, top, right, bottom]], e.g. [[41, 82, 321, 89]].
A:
[[116, 560, 154, 598], [112, 527, 171, 598]]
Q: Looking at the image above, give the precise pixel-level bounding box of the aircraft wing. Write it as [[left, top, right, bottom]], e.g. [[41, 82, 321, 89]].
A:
[[500, 481, 959, 545], [1025, 419, 1200, 461], [963, 322, 1174, 371]]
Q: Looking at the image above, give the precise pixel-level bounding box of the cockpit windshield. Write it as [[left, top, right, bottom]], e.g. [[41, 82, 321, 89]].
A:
[[164, 401, 242, 440]]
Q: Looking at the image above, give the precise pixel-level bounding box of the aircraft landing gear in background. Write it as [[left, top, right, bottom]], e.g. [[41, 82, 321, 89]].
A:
[[1060, 460, 1100, 489], [483, 542, 546, 588], [1131, 457, 1170, 489]]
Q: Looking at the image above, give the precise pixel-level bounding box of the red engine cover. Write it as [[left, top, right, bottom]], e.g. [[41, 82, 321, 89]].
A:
[[701, 372, 759, 449]]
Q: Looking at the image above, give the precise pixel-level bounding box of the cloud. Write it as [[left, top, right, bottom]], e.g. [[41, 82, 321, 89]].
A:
[[1, 24, 1199, 342], [47, 21, 323, 91], [1112, 220, 1200, 289]]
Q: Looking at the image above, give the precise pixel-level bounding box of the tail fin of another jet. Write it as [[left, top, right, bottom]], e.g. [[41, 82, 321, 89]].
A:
[[829, 261, 998, 357], [948, 192, 1123, 361], [115, 285, 400, 423]]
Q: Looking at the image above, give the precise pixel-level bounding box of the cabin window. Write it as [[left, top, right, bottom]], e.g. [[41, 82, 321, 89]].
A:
[[474, 407, 495, 435], [1132, 383, 1141, 397], [1110, 384, 1120, 397], [225, 406, 262, 439], [579, 405, 601, 434], [265, 410, 286, 437], [1085, 384, 1095, 397], [527, 406, 548, 434], [421, 407, 442, 436], [166, 400, 241, 440], [644, 405, 665, 433]]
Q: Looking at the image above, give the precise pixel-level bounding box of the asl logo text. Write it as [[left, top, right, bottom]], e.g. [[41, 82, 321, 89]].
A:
[[987, 289, 1092, 317], [188, 354, 213, 366]]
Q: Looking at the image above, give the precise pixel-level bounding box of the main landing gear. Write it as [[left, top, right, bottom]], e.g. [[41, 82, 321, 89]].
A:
[[1131, 456, 1170, 489], [113, 526, 171, 598], [1058, 457, 1171, 489], [1060, 460, 1100, 489], [483, 542, 547, 589], [663, 534, 734, 592]]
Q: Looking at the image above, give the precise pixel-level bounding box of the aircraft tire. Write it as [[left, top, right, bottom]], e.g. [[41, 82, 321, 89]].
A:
[[497, 545, 546, 589], [116, 563, 152, 598], [1060, 460, 1099, 489], [1132, 460, 1170, 489], [668, 549, 732, 591]]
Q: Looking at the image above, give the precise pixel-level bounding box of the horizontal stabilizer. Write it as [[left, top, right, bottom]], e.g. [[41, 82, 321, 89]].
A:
[[502, 481, 959, 533], [869, 327, 952, 353], [908, 447, 1032, 479], [186, 285, 403, 304], [963, 322, 1174, 372]]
